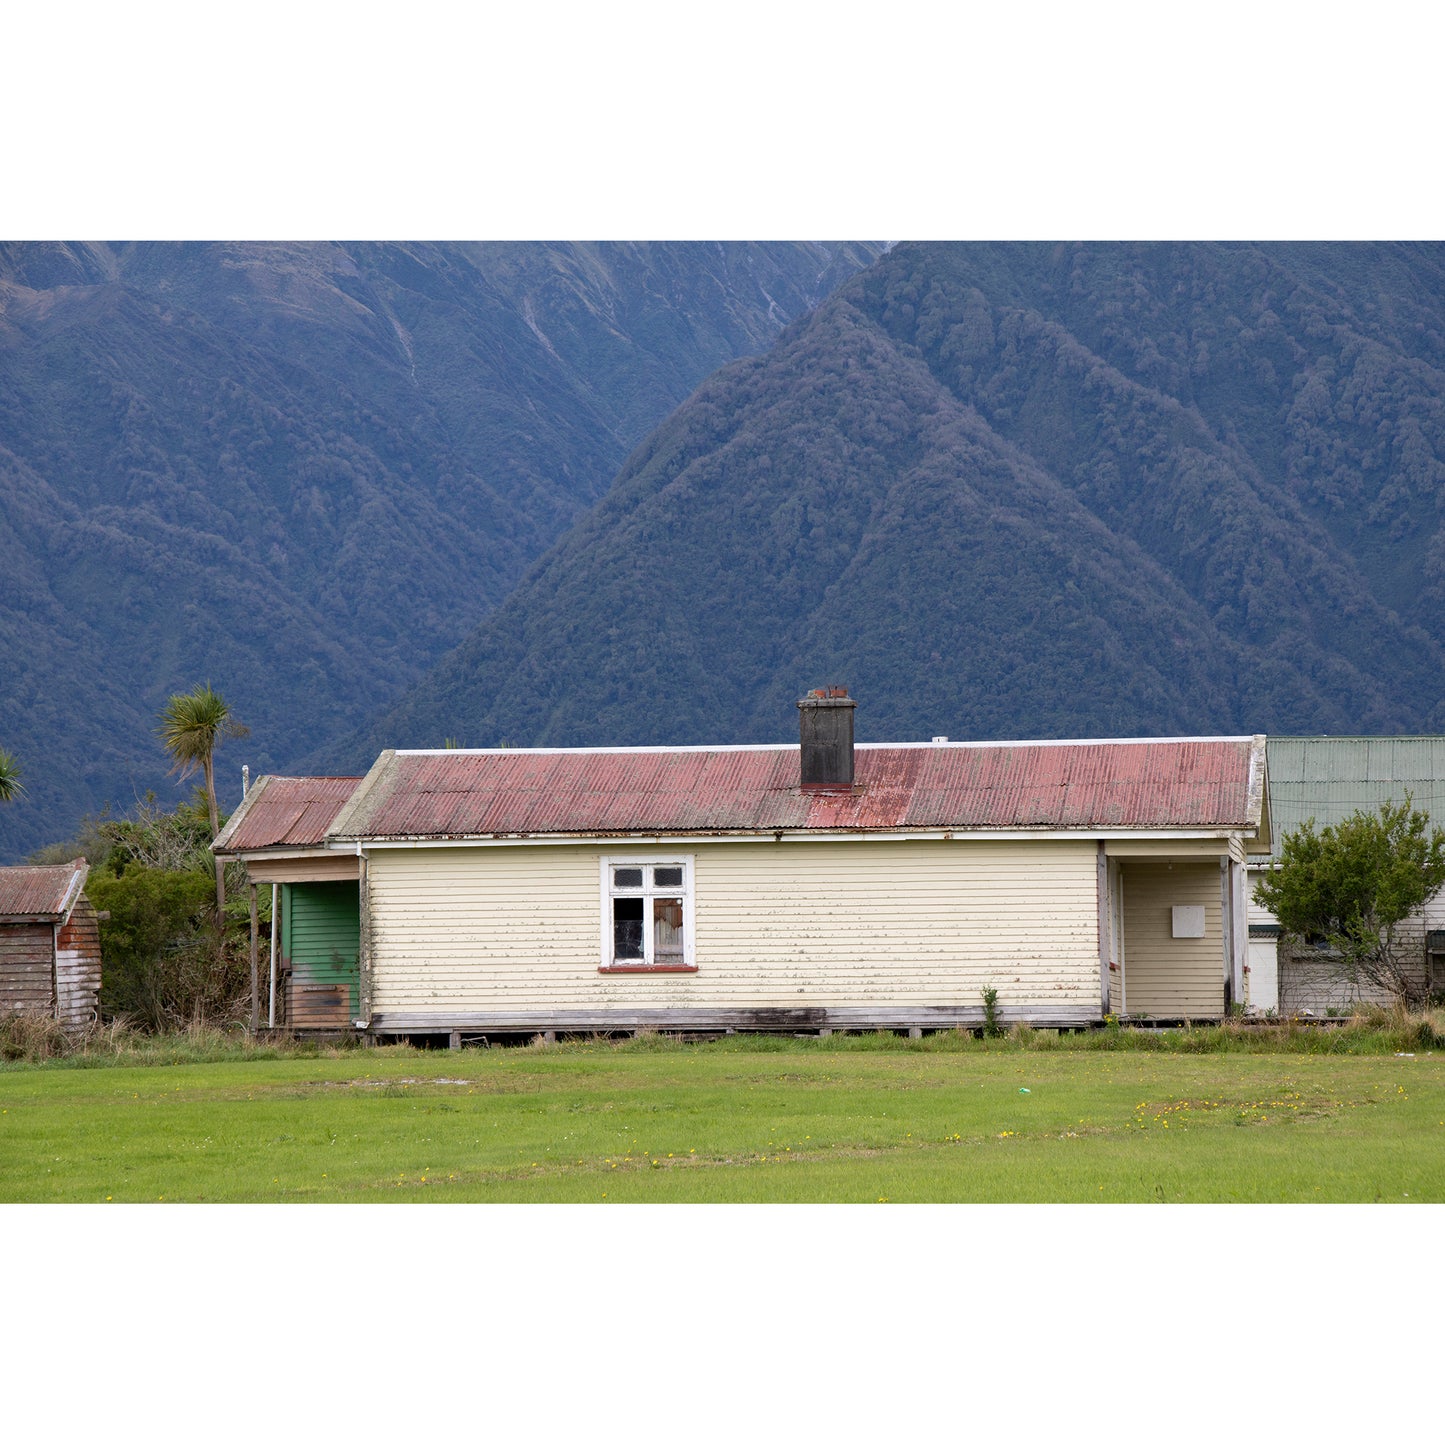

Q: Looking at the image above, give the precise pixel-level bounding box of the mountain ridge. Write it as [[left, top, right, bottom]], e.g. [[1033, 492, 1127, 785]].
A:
[[350, 241, 1445, 761], [0, 240, 882, 859]]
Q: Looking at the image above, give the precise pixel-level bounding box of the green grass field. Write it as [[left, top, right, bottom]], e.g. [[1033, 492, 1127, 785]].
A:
[[3, 1034, 1442, 1202]]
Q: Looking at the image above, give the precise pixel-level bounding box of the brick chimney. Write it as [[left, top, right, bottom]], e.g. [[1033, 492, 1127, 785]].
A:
[[798, 686, 857, 788]]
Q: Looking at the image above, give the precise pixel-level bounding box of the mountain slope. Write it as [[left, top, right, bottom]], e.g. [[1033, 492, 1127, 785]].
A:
[[359, 241, 1445, 757], [0, 241, 881, 859]]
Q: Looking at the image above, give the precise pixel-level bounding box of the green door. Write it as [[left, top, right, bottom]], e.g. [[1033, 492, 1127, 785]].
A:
[[281, 881, 361, 1027]]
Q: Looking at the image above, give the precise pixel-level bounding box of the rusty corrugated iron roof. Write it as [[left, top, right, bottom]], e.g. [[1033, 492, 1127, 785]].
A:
[[0, 860, 88, 920], [213, 776, 363, 854], [327, 738, 1265, 841]]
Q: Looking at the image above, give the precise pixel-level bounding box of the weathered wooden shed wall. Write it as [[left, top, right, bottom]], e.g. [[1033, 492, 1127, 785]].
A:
[[55, 895, 101, 1030], [364, 838, 1102, 1029], [0, 923, 54, 1018], [1117, 859, 1224, 1017]]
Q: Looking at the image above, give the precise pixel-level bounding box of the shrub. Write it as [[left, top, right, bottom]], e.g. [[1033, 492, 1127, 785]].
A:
[[981, 985, 1001, 1038], [86, 865, 250, 1030]]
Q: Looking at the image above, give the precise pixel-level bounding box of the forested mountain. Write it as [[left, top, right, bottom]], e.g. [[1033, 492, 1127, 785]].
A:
[[0, 240, 882, 859], [359, 242, 1445, 759]]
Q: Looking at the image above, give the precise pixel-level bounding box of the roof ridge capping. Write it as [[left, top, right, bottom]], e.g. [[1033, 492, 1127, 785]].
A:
[[327, 750, 398, 844], [390, 734, 1260, 757]]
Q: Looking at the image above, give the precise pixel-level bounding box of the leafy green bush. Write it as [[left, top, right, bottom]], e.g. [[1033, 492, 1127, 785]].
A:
[[86, 866, 248, 1030], [1254, 798, 1445, 1007]]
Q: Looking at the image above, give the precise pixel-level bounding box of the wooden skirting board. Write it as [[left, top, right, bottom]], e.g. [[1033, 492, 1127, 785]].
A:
[[364, 1004, 1106, 1034]]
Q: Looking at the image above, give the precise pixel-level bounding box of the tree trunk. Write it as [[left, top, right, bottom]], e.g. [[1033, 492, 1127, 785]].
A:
[[204, 755, 224, 916]]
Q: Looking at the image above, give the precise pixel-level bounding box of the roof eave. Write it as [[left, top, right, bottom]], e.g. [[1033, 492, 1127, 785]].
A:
[[212, 775, 272, 855], [331, 825, 1254, 848]]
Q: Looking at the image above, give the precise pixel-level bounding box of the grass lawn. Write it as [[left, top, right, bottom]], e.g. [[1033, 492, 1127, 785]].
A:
[[3, 1035, 1442, 1202]]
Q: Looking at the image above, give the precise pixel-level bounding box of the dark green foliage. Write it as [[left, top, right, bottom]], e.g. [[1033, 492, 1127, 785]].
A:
[[0, 241, 880, 860], [74, 790, 252, 1030], [1254, 798, 1445, 1007], [85, 865, 232, 1029], [362, 242, 1445, 761], [0, 747, 21, 802]]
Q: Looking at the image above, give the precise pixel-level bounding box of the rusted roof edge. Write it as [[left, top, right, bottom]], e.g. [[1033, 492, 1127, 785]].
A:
[[212, 774, 274, 855]]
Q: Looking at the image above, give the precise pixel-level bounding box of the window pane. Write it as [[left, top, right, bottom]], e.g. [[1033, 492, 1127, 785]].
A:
[[613, 897, 644, 959], [612, 867, 644, 889], [653, 866, 683, 889], [653, 897, 684, 961]]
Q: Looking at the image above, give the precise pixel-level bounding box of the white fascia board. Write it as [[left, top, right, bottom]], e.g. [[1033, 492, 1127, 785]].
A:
[[230, 845, 338, 862], [344, 827, 1248, 850], [58, 863, 89, 922]]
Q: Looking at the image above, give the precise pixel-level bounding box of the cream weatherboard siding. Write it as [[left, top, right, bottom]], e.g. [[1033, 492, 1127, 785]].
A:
[[1117, 859, 1224, 1017], [365, 839, 1102, 1024]]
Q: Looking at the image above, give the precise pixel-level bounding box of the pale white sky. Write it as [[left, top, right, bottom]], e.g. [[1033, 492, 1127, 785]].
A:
[[10, 2, 1443, 238]]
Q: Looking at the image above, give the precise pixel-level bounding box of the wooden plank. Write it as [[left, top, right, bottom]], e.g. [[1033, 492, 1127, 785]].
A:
[[54, 898, 101, 1031], [0, 922, 54, 1014], [244, 855, 361, 883], [368, 1003, 1104, 1032], [288, 984, 351, 1028]]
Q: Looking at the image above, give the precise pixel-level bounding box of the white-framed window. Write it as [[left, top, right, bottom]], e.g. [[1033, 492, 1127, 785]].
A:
[[599, 855, 696, 973]]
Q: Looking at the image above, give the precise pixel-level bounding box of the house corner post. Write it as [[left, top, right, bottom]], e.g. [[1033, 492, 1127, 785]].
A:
[[1230, 852, 1247, 1009], [1097, 841, 1109, 1017], [357, 850, 372, 1029], [248, 881, 259, 1034]]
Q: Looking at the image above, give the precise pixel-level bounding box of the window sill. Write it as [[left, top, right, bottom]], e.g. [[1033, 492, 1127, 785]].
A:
[[598, 964, 699, 975]]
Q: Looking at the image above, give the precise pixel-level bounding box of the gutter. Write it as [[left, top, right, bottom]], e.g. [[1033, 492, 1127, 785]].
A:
[[325, 827, 1255, 850]]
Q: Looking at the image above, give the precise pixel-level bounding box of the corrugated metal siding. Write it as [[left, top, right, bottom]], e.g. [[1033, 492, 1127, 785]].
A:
[[335, 739, 1261, 841], [0, 863, 85, 920], [1266, 737, 1445, 860], [216, 776, 362, 854], [282, 882, 360, 1025], [0, 923, 54, 1016], [367, 840, 1100, 1017], [1119, 860, 1224, 1017], [54, 895, 101, 1031]]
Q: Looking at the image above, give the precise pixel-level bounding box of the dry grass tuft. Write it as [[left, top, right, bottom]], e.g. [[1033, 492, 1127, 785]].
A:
[[0, 1012, 75, 1061]]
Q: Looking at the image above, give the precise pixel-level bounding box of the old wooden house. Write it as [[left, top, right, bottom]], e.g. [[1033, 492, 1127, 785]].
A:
[[1247, 736, 1445, 1014], [217, 693, 1269, 1037], [0, 859, 102, 1032]]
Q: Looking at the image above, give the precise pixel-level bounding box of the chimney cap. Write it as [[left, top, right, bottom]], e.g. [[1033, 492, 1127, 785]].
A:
[[799, 685, 855, 708]]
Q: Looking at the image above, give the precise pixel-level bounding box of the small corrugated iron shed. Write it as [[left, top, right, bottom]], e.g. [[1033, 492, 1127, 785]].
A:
[[1265, 737, 1445, 860], [327, 737, 1268, 842], [0, 861, 88, 921], [0, 859, 101, 1031]]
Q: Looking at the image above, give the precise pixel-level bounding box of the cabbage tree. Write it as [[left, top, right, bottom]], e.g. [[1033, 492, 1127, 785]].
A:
[[157, 685, 248, 912]]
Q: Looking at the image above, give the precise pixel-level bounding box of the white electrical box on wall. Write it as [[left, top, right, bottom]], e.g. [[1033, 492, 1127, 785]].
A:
[[1172, 905, 1205, 939]]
